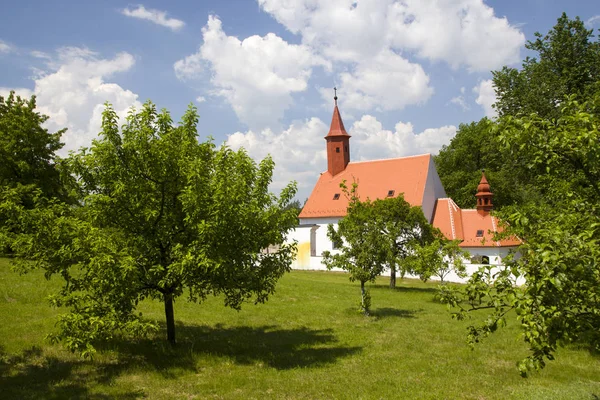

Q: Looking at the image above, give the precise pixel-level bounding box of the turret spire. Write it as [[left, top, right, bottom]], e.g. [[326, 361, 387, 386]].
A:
[[475, 170, 493, 215]]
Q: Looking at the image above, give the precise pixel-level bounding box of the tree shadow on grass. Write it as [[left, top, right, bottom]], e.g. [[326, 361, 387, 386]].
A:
[[0, 324, 360, 398], [370, 307, 420, 319], [0, 345, 143, 400], [101, 323, 362, 377], [370, 284, 438, 294]]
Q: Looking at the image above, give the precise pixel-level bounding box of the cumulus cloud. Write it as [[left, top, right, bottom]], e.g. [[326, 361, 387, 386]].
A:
[[195, 96, 206, 103], [256, 0, 523, 115], [586, 15, 600, 27], [0, 40, 11, 53], [3, 47, 141, 155], [319, 49, 433, 111], [175, 16, 328, 130], [350, 115, 456, 162], [473, 79, 496, 118], [227, 113, 456, 199], [259, 0, 525, 72], [450, 87, 469, 111], [0, 87, 34, 99], [121, 5, 185, 31], [227, 118, 328, 198]]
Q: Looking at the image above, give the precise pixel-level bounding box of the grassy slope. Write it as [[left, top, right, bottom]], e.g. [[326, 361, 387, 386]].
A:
[[0, 257, 598, 399]]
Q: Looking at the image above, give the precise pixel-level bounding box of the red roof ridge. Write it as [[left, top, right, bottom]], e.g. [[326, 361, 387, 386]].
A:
[[347, 153, 431, 165]]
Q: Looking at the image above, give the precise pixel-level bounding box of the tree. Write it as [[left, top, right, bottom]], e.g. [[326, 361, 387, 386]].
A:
[[409, 237, 468, 284], [493, 13, 600, 120], [371, 194, 435, 288], [434, 119, 538, 210], [436, 14, 600, 209], [0, 92, 69, 253], [8, 101, 298, 355], [442, 92, 600, 375], [0, 91, 65, 197], [322, 182, 388, 315], [323, 182, 436, 313]]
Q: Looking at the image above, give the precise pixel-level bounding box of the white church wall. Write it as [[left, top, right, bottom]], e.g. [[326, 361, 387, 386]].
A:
[[287, 222, 521, 284]]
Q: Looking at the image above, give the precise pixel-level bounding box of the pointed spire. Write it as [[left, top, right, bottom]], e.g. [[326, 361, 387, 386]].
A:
[[475, 170, 493, 214], [325, 88, 351, 176], [326, 88, 350, 138]]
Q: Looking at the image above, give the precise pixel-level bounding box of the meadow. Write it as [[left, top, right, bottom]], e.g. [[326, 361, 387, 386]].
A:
[[1, 257, 598, 399]]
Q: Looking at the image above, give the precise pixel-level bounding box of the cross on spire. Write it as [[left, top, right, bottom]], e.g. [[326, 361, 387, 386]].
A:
[[334, 87, 338, 105]]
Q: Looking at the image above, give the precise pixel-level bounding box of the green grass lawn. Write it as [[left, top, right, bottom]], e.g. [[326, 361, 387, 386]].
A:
[[1, 258, 598, 399]]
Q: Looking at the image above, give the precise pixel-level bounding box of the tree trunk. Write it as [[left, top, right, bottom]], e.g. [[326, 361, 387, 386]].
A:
[[360, 281, 369, 316], [390, 265, 396, 289], [164, 291, 176, 345]]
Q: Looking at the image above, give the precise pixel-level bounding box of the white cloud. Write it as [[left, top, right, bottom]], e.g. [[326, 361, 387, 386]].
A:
[[350, 115, 456, 162], [227, 113, 456, 200], [227, 118, 328, 199], [586, 15, 600, 27], [0, 40, 11, 53], [3, 48, 141, 155], [259, 0, 525, 72], [121, 5, 185, 31], [176, 15, 328, 130], [174, 53, 204, 81], [0, 87, 34, 99], [195, 96, 206, 103], [473, 79, 496, 118], [450, 87, 469, 111], [318, 49, 433, 111], [30, 50, 51, 60]]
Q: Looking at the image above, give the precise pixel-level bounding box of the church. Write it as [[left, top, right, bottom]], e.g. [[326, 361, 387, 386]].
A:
[[287, 94, 520, 283]]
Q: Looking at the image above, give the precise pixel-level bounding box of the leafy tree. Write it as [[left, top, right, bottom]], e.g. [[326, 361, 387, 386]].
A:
[[436, 14, 600, 209], [493, 13, 600, 120], [0, 92, 70, 253], [370, 194, 435, 288], [442, 93, 600, 375], [0, 91, 65, 197], [322, 182, 388, 315], [409, 237, 468, 284], [323, 182, 436, 313], [8, 101, 298, 355]]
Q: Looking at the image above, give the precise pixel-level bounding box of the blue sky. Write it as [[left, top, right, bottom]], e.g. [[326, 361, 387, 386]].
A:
[[1, 1, 598, 200]]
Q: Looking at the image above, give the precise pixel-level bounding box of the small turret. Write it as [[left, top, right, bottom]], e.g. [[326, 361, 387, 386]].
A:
[[475, 170, 493, 215]]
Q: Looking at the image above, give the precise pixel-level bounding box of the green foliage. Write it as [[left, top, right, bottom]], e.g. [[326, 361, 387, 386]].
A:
[[443, 93, 600, 375], [323, 181, 436, 313], [493, 13, 600, 119], [7, 101, 298, 355], [323, 182, 388, 315], [436, 14, 600, 209], [434, 119, 533, 209], [408, 237, 468, 284], [0, 92, 70, 254], [370, 193, 436, 288]]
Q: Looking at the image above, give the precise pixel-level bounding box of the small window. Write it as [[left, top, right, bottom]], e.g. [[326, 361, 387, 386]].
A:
[[336, 147, 340, 153], [476, 230, 484, 237], [387, 190, 395, 197], [481, 255, 490, 265], [333, 193, 340, 200], [484, 198, 489, 205]]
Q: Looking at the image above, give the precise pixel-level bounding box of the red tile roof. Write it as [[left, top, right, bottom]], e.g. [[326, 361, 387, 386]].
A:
[[299, 154, 432, 218], [432, 198, 521, 248]]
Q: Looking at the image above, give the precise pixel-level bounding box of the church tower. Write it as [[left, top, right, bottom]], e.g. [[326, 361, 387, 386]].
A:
[[325, 88, 350, 176], [476, 170, 494, 215]]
